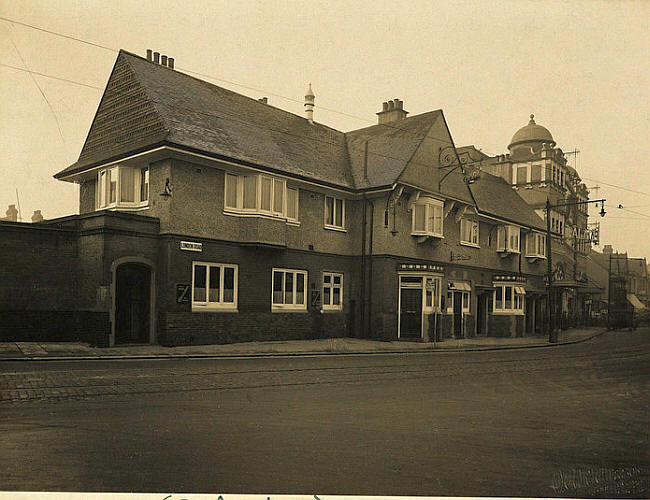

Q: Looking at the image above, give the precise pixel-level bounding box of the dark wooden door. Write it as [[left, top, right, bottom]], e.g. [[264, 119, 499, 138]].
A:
[[115, 263, 150, 344], [453, 292, 463, 337], [400, 288, 422, 338]]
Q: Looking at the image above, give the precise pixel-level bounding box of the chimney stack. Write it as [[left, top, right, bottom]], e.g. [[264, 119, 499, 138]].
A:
[[259, 97, 268, 104], [31, 210, 43, 223], [153, 52, 160, 64], [377, 98, 408, 124], [161, 55, 168, 66], [168, 57, 174, 69], [304, 83, 315, 124], [146, 49, 153, 61], [602, 244, 613, 255]]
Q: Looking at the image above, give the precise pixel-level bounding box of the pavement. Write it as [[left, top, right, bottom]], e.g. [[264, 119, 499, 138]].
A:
[[0, 326, 607, 361]]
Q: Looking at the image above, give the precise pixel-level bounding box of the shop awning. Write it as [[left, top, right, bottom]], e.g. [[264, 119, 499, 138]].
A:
[[448, 281, 471, 291], [627, 294, 647, 310], [514, 286, 526, 294]]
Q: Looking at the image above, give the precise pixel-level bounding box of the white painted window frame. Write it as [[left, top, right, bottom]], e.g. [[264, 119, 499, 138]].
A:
[[460, 218, 480, 247], [271, 268, 308, 311], [96, 165, 149, 210], [493, 284, 525, 315], [411, 196, 444, 238], [191, 262, 238, 312], [224, 172, 299, 223], [322, 272, 344, 311], [324, 195, 346, 230]]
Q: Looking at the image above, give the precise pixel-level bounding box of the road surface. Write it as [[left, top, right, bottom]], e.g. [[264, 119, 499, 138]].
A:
[[1, 329, 648, 497]]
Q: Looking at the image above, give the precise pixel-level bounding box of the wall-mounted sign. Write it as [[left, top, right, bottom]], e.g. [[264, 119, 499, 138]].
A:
[[397, 263, 444, 273], [493, 274, 527, 283], [180, 241, 202, 252], [176, 284, 191, 303]]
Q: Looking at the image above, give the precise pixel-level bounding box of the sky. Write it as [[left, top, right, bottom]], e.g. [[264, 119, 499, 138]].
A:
[[1, 0, 648, 260]]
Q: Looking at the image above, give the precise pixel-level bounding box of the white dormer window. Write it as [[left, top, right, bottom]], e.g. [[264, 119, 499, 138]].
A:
[[496, 225, 520, 253], [526, 232, 547, 258], [460, 219, 479, 247], [411, 197, 443, 237], [96, 165, 149, 210]]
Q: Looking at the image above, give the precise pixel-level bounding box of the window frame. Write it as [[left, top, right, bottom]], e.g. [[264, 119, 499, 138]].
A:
[[224, 172, 299, 223], [322, 272, 344, 311], [191, 262, 238, 312], [96, 165, 149, 210], [460, 218, 480, 247], [271, 268, 308, 311], [411, 196, 444, 238], [493, 284, 525, 315], [324, 195, 346, 230], [525, 231, 547, 258], [496, 225, 521, 253]]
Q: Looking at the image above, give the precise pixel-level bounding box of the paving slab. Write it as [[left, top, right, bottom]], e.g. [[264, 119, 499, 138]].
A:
[[0, 327, 607, 361]]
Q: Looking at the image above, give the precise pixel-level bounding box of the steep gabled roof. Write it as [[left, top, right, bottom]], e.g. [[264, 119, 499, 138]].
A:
[[55, 51, 457, 194], [469, 171, 545, 230], [56, 51, 352, 188], [345, 111, 441, 189]]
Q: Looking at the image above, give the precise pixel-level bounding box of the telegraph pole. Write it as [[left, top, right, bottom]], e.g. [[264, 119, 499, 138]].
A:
[[546, 197, 606, 342]]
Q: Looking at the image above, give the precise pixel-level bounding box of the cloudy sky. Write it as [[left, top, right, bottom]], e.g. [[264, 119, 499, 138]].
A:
[[1, 0, 648, 259]]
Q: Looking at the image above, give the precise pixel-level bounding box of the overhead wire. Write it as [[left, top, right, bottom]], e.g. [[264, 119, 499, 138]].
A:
[[1, 14, 648, 207]]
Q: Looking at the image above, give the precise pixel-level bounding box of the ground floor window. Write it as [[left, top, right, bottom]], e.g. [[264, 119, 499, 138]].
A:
[[493, 284, 525, 314], [322, 272, 343, 310], [272, 268, 307, 311], [192, 262, 238, 311]]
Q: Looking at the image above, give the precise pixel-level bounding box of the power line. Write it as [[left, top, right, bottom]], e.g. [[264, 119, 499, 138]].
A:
[[0, 62, 104, 89], [581, 176, 649, 197]]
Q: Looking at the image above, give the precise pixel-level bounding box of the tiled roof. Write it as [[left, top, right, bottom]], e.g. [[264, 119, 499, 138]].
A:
[[469, 171, 546, 230], [346, 111, 441, 189], [56, 51, 460, 194]]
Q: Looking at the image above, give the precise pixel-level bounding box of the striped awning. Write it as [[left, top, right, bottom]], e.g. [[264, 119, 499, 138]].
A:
[[627, 294, 647, 310]]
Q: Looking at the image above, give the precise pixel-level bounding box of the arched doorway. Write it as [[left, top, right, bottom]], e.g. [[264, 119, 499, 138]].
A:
[[114, 262, 151, 344]]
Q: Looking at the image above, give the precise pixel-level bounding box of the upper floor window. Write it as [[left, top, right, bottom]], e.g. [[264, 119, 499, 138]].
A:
[[97, 165, 149, 209], [411, 197, 443, 238], [460, 219, 479, 247], [225, 173, 298, 222], [272, 268, 307, 311], [526, 232, 547, 258], [324, 196, 345, 229], [496, 225, 520, 253], [192, 262, 238, 311], [322, 272, 343, 310], [493, 284, 525, 314]]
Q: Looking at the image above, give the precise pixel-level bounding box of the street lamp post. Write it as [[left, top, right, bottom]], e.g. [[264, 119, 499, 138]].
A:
[[545, 197, 606, 342]]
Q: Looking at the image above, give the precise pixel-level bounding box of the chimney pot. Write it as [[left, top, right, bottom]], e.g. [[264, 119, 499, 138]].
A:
[[167, 57, 174, 69], [146, 49, 153, 61], [394, 99, 401, 109], [259, 97, 268, 104], [161, 55, 168, 66], [31, 210, 43, 223], [153, 52, 160, 64], [388, 101, 395, 110], [5, 204, 18, 222], [382, 102, 389, 111]]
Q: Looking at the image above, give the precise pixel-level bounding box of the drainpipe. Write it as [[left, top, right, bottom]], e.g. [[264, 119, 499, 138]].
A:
[[368, 200, 375, 339], [360, 195, 367, 338]]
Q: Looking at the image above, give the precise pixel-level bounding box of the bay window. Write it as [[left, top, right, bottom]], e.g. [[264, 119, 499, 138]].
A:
[[526, 232, 546, 258], [272, 268, 307, 311], [225, 173, 298, 222], [192, 262, 238, 311], [96, 165, 149, 209], [411, 197, 443, 237], [460, 219, 479, 246], [496, 225, 520, 253], [322, 272, 343, 310], [493, 284, 525, 314]]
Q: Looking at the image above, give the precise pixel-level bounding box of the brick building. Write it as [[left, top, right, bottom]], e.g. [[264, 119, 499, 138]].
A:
[[0, 50, 552, 345]]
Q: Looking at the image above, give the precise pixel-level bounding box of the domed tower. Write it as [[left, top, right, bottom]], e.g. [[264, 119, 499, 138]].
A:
[[508, 114, 556, 157]]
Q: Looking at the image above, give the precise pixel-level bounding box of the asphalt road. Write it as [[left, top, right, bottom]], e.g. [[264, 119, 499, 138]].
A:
[[1, 329, 648, 497]]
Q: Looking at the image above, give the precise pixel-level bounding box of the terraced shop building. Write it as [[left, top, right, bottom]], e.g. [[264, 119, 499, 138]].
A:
[[0, 50, 550, 346]]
